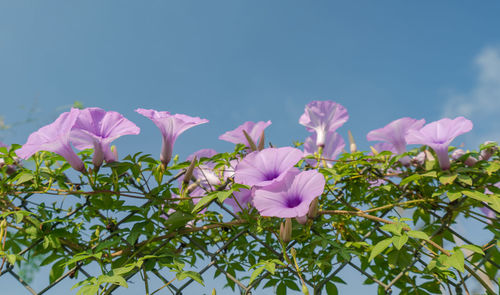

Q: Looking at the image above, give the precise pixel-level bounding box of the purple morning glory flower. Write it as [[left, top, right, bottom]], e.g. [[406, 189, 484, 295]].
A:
[[224, 188, 253, 214], [219, 120, 271, 149], [136, 108, 209, 166], [186, 149, 220, 188], [0, 141, 6, 148], [367, 118, 425, 154], [299, 101, 348, 147], [303, 131, 345, 168], [234, 147, 303, 187], [70, 107, 140, 167], [16, 108, 85, 172], [406, 117, 473, 170], [253, 169, 325, 218]]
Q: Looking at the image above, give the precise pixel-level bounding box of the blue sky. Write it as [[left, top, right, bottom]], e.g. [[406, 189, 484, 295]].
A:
[[1, 1, 500, 294]]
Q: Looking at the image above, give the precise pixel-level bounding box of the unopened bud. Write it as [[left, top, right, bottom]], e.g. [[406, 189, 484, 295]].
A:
[[307, 198, 319, 219], [182, 156, 197, 187], [109, 145, 118, 162], [451, 149, 465, 160], [479, 141, 498, 161], [257, 130, 265, 151], [92, 144, 104, 169], [280, 218, 292, 243], [464, 156, 478, 167], [451, 149, 477, 166], [295, 215, 308, 224], [424, 150, 435, 162], [187, 180, 201, 194], [348, 131, 357, 153], [242, 130, 257, 151], [370, 146, 379, 156]]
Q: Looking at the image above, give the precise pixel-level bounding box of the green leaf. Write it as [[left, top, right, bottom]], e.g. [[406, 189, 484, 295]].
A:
[[277, 282, 287, 295], [16, 172, 34, 184], [217, 190, 232, 203], [113, 263, 137, 275], [462, 190, 490, 203], [249, 266, 265, 284], [488, 195, 500, 213], [325, 282, 338, 295], [392, 234, 409, 250], [439, 173, 457, 185], [457, 174, 472, 186], [50, 259, 66, 283], [98, 274, 128, 288], [407, 230, 429, 240], [400, 174, 421, 185], [460, 244, 485, 255], [176, 271, 204, 286], [192, 193, 217, 213], [369, 238, 393, 261], [446, 250, 465, 272], [447, 191, 462, 202]]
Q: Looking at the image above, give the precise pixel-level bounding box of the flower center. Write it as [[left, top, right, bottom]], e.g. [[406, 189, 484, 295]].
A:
[[263, 170, 280, 181], [286, 195, 302, 208]]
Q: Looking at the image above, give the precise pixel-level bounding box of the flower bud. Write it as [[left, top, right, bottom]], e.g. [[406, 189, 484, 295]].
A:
[[295, 215, 308, 225], [307, 197, 319, 219], [465, 157, 478, 167], [479, 141, 498, 161], [280, 218, 292, 243], [451, 149, 465, 160], [182, 156, 197, 187], [257, 130, 265, 151], [412, 151, 426, 166], [242, 130, 257, 151], [348, 130, 357, 153]]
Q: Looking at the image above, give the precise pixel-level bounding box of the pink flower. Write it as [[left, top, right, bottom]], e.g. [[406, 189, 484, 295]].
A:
[[70, 107, 140, 167], [299, 101, 348, 147], [367, 118, 425, 154], [16, 108, 85, 171], [303, 131, 345, 168], [406, 117, 473, 170], [219, 121, 271, 149], [136, 108, 208, 166], [253, 170, 325, 218], [234, 147, 303, 188], [186, 149, 220, 188]]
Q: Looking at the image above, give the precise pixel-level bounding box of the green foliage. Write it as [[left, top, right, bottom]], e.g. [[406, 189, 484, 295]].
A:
[[0, 143, 498, 294]]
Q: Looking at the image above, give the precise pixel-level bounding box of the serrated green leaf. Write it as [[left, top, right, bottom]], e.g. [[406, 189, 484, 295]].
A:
[[369, 238, 393, 261]]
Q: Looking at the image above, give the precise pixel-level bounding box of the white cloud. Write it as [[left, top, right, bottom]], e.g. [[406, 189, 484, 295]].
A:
[[443, 46, 500, 145]]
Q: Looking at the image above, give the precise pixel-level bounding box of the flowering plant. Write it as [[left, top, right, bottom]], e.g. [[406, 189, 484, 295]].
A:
[[0, 101, 498, 295]]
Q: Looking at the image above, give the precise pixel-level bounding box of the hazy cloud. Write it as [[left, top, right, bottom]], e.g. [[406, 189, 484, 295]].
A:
[[443, 46, 500, 145]]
